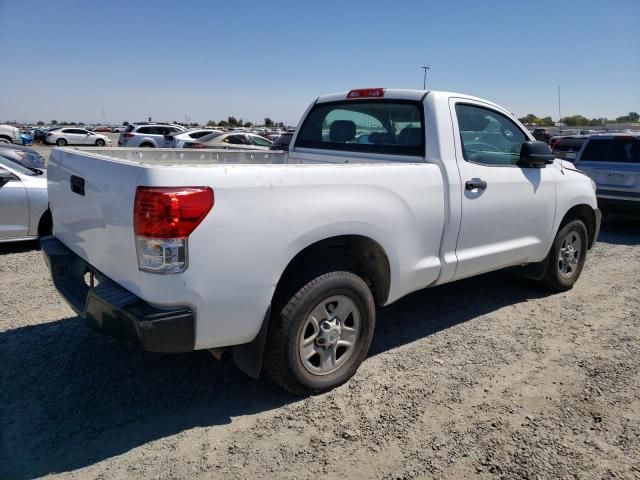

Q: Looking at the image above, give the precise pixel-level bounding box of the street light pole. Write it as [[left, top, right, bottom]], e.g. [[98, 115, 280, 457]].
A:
[[557, 85, 562, 133], [421, 65, 431, 90]]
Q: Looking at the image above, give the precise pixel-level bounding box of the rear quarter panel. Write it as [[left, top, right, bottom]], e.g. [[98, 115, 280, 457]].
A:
[[135, 162, 445, 349]]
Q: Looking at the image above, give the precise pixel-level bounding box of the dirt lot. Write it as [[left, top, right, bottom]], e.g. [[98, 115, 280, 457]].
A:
[[1, 214, 639, 480]]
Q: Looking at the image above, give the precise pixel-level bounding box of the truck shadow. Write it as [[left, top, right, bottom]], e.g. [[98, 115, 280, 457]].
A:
[[1, 269, 551, 479], [0, 239, 40, 255]]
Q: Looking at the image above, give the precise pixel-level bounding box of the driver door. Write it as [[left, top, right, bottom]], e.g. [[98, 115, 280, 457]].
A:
[[450, 99, 557, 281], [0, 167, 29, 239]]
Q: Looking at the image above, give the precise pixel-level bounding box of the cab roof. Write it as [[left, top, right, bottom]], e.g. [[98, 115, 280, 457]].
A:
[[315, 89, 502, 108]]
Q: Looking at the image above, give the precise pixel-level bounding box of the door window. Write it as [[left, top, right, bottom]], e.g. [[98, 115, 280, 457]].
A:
[[224, 135, 247, 145], [456, 104, 527, 166], [249, 135, 272, 146]]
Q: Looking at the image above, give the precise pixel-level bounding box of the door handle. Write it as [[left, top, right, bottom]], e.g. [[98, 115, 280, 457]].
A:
[[465, 179, 487, 191]]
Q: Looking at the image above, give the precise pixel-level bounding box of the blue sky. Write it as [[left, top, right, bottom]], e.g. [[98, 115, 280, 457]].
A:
[[1, 0, 638, 125]]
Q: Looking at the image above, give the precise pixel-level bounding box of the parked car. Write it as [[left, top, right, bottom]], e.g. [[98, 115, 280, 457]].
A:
[[43, 88, 600, 395], [165, 129, 223, 148], [0, 124, 21, 144], [93, 126, 112, 132], [532, 128, 553, 143], [550, 135, 588, 161], [0, 143, 46, 169], [573, 133, 639, 211], [118, 123, 187, 148], [45, 128, 112, 147], [182, 132, 272, 149], [269, 132, 293, 150], [0, 156, 50, 243]]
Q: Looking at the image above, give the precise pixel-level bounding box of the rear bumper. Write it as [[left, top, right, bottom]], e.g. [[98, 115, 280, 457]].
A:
[[41, 236, 195, 352]]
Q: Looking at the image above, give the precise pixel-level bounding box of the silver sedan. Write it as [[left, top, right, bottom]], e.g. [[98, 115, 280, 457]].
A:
[[0, 156, 50, 243]]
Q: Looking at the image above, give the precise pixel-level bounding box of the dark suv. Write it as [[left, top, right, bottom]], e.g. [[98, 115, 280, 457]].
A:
[[550, 136, 588, 161], [532, 128, 553, 143]]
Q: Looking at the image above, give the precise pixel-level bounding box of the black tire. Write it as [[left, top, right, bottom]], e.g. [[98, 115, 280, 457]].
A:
[[264, 271, 375, 396], [536, 219, 588, 292], [140, 142, 154, 148], [95, 139, 105, 147], [0, 137, 11, 144], [56, 138, 67, 146], [38, 210, 52, 237]]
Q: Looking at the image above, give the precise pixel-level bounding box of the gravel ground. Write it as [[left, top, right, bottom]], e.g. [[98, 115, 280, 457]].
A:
[[1, 214, 639, 480]]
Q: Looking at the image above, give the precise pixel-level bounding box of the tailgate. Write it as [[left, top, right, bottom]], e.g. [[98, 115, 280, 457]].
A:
[[579, 161, 640, 201], [47, 148, 143, 292]]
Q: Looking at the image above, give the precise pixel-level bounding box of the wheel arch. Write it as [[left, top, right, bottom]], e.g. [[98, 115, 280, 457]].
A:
[[272, 234, 391, 310], [559, 203, 597, 248]]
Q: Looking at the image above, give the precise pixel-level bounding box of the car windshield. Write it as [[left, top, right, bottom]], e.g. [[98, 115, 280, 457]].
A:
[[0, 157, 41, 176]]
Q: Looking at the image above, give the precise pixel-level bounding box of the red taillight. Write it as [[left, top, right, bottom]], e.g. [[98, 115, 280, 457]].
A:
[[347, 88, 385, 99], [134, 187, 214, 238], [46, 132, 53, 137], [124, 132, 135, 139]]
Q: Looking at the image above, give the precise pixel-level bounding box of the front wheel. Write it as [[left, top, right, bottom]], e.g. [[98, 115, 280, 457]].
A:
[[264, 271, 376, 396], [536, 219, 588, 292], [95, 138, 105, 146]]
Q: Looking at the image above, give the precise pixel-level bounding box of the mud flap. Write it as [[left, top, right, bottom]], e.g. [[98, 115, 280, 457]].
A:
[[232, 307, 270, 379]]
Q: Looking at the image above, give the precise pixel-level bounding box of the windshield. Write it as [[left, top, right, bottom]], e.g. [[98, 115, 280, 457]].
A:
[[0, 157, 40, 176]]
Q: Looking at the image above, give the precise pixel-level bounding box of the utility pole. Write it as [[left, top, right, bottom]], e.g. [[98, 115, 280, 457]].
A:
[[421, 65, 431, 90], [557, 85, 562, 133]]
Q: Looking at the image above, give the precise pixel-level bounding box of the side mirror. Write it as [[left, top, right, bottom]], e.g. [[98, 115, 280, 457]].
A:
[[518, 141, 554, 168], [0, 169, 17, 182]]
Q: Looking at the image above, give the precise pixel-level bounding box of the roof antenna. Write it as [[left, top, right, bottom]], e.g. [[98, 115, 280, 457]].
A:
[[421, 65, 431, 90]]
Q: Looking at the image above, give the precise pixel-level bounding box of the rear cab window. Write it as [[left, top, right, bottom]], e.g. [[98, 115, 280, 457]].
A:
[[295, 100, 425, 156], [580, 137, 639, 163]]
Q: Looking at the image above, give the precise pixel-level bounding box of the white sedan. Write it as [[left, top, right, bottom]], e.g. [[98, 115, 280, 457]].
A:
[[0, 156, 50, 243], [165, 129, 223, 148], [45, 128, 112, 147], [182, 132, 273, 150]]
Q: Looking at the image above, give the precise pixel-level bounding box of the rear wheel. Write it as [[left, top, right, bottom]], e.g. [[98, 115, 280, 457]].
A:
[[0, 137, 10, 144], [264, 271, 375, 396], [140, 142, 154, 148], [56, 138, 67, 146], [95, 138, 105, 147], [536, 219, 588, 292]]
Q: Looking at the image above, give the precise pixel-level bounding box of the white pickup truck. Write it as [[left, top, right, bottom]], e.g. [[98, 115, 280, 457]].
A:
[[43, 88, 601, 395]]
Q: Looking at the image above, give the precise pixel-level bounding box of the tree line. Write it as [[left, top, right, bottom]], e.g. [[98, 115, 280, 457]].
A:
[[518, 112, 639, 127], [22, 117, 287, 128]]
